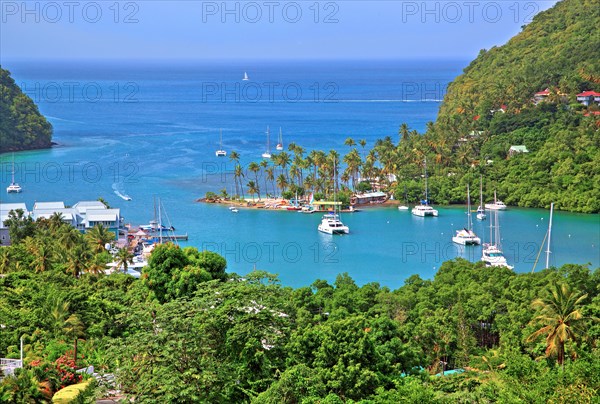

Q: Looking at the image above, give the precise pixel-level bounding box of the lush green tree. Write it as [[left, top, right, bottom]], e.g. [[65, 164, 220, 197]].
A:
[[527, 283, 589, 368]]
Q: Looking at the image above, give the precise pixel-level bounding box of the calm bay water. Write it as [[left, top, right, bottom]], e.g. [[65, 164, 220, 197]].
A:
[[1, 60, 598, 288]]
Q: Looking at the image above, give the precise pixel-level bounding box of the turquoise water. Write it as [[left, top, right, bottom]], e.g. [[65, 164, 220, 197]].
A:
[[1, 60, 598, 288]]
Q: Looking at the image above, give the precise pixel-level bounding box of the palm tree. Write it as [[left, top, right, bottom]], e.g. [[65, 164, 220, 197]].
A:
[[115, 247, 134, 273], [0, 248, 11, 273], [344, 137, 356, 148], [50, 299, 85, 365], [246, 180, 259, 202], [66, 242, 92, 278], [229, 151, 240, 197], [399, 123, 410, 142], [265, 166, 275, 197], [48, 212, 65, 230], [526, 283, 590, 369], [85, 224, 115, 254], [260, 160, 270, 197], [24, 238, 53, 273], [234, 164, 245, 199], [248, 162, 261, 200], [276, 174, 288, 196]]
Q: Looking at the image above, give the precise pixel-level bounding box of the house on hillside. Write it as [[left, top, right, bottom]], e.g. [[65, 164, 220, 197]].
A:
[[0, 203, 28, 245], [576, 91, 600, 106], [533, 89, 550, 104], [508, 145, 529, 157]]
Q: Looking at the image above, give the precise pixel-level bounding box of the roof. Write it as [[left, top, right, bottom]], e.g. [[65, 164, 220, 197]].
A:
[[312, 201, 342, 206], [32, 209, 75, 221], [584, 111, 600, 116], [33, 201, 65, 210], [355, 191, 387, 198], [535, 88, 550, 96], [73, 201, 107, 208], [576, 91, 600, 97], [86, 209, 120, 222], [509, 145, 529, 153], [0, 203, 28, 213]]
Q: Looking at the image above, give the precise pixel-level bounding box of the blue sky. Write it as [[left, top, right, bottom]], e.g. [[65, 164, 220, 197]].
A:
[[1, 0, 559, 61]]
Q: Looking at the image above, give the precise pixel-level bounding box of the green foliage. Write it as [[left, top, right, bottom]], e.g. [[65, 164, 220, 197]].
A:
[[0, 66, 53, 152]]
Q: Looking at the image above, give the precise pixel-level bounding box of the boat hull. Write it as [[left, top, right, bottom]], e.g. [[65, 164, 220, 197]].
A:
[[452, 236, 481, 245], [318, 225, 349, 235]]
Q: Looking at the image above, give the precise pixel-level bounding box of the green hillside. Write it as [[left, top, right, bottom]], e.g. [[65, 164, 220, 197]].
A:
[[0, 67, 53, 153], [418, 0, 600, 213]]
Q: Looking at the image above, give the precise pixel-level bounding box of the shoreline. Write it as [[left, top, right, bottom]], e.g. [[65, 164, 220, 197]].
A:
[[196, 197, 402, 212]]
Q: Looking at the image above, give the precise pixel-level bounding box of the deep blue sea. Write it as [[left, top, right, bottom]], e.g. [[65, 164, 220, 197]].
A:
[[1, 60, 598, 288]]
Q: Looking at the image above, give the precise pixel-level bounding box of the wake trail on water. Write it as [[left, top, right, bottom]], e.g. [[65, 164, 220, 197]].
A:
[[112, 182, 132, 201]]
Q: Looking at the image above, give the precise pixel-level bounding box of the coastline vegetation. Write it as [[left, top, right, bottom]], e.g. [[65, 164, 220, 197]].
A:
[[207, 0, 599, 214], [0, 67, 53, 153], [0, 217, 598, 402]]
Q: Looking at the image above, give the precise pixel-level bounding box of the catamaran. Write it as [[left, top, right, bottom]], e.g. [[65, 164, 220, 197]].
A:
[[485, 190, 507, 210], [276, 127, 284, 151], [215, 128, 227, 157], [481, 209, 513, 269], [262, 126, 272, 159], [6, 153, 22, 193], [476, 175, 486, 220], [452, 184, 481, 245], [412, 158, 438, 217], [318, 161, 349, 234]]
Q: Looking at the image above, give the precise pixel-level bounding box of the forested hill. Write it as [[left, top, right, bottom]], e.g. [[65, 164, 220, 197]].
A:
[[0, 67, 53, 153], [437, 0, 600, 124], [419, 0, 600, 213]]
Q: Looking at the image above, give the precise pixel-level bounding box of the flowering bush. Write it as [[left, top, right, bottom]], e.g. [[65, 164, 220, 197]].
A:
[[54, 351, 83, 389]]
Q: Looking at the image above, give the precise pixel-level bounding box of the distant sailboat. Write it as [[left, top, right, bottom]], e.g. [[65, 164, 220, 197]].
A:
[[6, 153, 22, 193], [276, 127, 284, 151], [452, 184, 480, 245], [481, 208, 513, 269], [243, 72, 249, 81], [262, 126, 272, 159], [476, 175, 486, 221], [215, 128, 227, 157], [412, 158, 438, 217]]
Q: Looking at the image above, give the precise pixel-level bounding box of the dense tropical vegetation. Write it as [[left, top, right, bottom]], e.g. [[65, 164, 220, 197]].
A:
[[1, 217, 598, 402], [0, 67, 53, 153], [211, 0, 599, 213]]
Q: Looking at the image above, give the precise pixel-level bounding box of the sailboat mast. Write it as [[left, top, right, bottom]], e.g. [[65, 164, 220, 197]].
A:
[[467, 184, 472, 230], [266, 126, 270, 152], [480, 175, 483, 211], [219, 128, 223, 148], [158, 198, 163, 244], [11, 153, 15, 184], [424, 158, 428, 204], [545, 202, 554, 269]]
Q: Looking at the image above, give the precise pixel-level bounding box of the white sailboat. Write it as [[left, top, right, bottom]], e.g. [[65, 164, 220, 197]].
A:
[[452, 184, 481, 245], [412, 158, 438, 217], [215, 128, 227, 157], [398, 184, 409, 211], [276, 127, 284, 151], [485, 190, 507, 210], [481, 209, 513, 269], [476, 175, 486, 221], [243, 72, 249, 81], [318, 161, 349, 235], [6, 153, 22, 193], [262, 126, 272, 159]]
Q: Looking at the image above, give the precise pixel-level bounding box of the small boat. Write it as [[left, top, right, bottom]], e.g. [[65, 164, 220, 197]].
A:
[[481, 209, 512, 269], [318, 161, 349, 234], [231, 208, 239, 213], [300, 205, 316, 214], [485, 190, 507, 210], [398, 185, 409, 210], [216, 128, 227, 157], [453, 184, 480, 245], [412, 158, 438, 217], [6, 153, 22, 193], [243, 72, 249, 81], [262, 126, 272, 159], [476, 176, 486, 220], [276, 127, 284, 151], [318, 212, 349, 235]]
